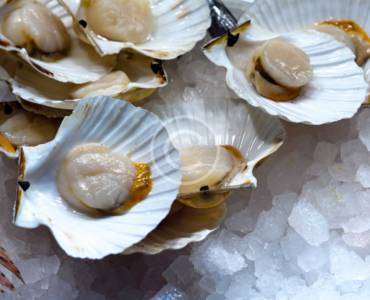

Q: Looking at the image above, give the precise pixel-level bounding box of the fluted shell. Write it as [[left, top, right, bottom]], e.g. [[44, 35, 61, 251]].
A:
[[144, 93, 285, 196], [246, 0, 370, 90], [0, 0, 115, 83], [204, 21, 368, 125], [60, 0, 211, 59], [246, 0, 370, 34], [125, 199, 227, 255], [0, 51, 167, 110], [15, 96, 181, 259]]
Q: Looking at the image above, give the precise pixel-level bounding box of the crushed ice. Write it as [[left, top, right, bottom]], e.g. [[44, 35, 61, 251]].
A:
[[2, 2, 370, 298]]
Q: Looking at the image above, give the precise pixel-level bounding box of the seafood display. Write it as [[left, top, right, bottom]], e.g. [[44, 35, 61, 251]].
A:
[[2, 0, 370, 263]]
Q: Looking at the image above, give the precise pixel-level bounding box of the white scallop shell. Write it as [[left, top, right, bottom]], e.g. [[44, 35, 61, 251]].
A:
[[144, 93, 285, 193], [125, 201, 227, 255], [15, 96, 182, 259], [246, 0, 370, 34], [0, 0, 115, 83], [204, 22, 368, 125], [245, 0, 370, 87], [0, 51, 167, 110], [60, 0, 211, 59]]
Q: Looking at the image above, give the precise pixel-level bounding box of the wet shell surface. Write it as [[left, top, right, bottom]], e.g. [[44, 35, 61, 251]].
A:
[[15, 96, 181, 259], [125, 199, 227, 255], [144, 93, 285, 202], [60, 0, 211, 59], [246, 0, 370, 86], [204, 21, 368, 125], [0, 0, 115, 84], [0, 51, 167, 110], [246, 0, 370, 34]]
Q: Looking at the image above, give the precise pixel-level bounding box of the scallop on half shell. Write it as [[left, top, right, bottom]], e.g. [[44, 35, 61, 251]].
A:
[[0, 83, 60, 158], [60, 0, 211, 59], [144, 93, 285, 209], [203, 20, 368, 125], [15, 96, 181, 259], [245, 0, 370, 104], [129, 94, 284, 254], [0, 0, 115, 84], [0, 50, 167, 111]]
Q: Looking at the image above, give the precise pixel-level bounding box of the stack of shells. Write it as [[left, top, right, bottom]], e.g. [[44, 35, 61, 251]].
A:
[[0, 0, 368, 260]]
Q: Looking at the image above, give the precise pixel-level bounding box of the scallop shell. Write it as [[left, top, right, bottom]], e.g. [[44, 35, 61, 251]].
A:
[[125, 199, 227, 255], [246, 0, 370, 92], [144, 93, 285, 196], [246, 0, 370, 34], [204, 21, 368, 125], [0, 0, 115, 83], [15, 96, 181, 259], [0, 51, 167, 110], [60, 0, 211, 59]]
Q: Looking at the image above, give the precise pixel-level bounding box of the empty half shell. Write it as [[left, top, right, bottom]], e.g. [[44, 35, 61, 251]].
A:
[[204, 21, 368, 125], [15, 96, 181, 259], [125, 199, 228, 255], [0, 0, 115, 83], [0, 51, 167, 110], [60, 0, 211, 59], [144, 93, 285, 207]]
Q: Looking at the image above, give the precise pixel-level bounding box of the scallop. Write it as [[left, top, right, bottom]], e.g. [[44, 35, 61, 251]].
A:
[[0, 51, 167, 111], [70, 71, 130, 99], [0, 0, 115, 84], [247, 38, 313, 102], [204, 21, 367, 124], [61, 0, 211, 59], [144, 90, 285, 208], [79, 0, 154, 44], [2, 0, 71, 55], [57, 143, 147, 214], [15, 96, 181, 259], [245, 0, 370, 92], [179, 145, 244, 195], [0, 101, 60, 158]]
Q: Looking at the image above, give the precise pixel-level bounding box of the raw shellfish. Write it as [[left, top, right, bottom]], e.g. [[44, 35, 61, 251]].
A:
[[0, 51, 167, 110], [0, 100, 60, 158], [60, 0, 211, 59], [144, 91, 285, 208], [204, 21, 367, 124], [0, 0, 115, 84], [15, 96, 181, 259]]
